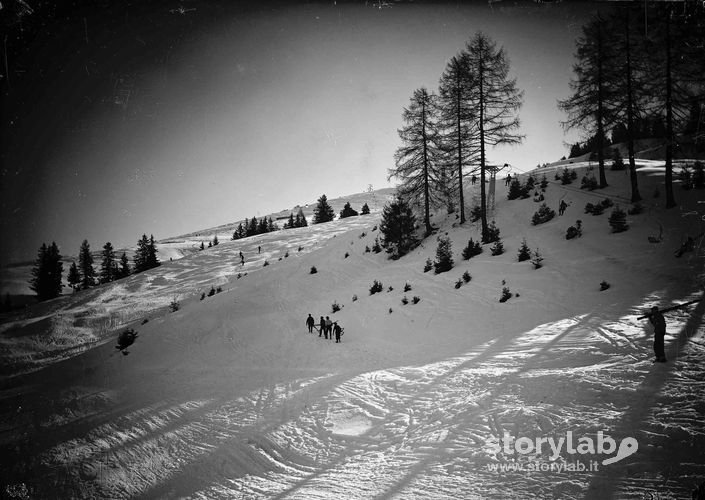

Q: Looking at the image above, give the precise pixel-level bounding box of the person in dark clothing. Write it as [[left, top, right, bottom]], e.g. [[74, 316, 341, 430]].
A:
[[306, 314, 315, 333], [325, 316, 333, 340], [649, 306, 667, 362], [559, 199, 568, 216], [505, 174, 512, 186], [319, 316, 325, 337], [333, 322, 343, 343]]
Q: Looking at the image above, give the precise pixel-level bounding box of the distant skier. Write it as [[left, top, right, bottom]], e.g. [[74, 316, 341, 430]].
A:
[[333, 322, 343, 343], [258, 245, 261, 254], [559, 199, 568, 216], [239, 251, 245, 265], [505, 173, 512, 186], [306, 314, 315, 333], [471, 175, 477, 185], [648, 306, 667, 362], [319, 316, 325, 337]]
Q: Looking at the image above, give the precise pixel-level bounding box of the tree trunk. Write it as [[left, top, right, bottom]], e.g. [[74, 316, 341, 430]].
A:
[[664, 8, 676, 208], [597, 27, 608, 188], [625, 8, 641, 203], [421, 94, 432, 236], [479, 44, 488, 242]]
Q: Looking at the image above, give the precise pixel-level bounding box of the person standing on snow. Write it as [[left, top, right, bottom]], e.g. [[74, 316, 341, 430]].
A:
[[325, 316, 333, 339], [319, 316, 325, 337], [649, 306, 667, 362], [333, 322, 343, 343], [306, 314, 315, 333]]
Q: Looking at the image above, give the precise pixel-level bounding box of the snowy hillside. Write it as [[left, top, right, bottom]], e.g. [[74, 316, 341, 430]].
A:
[[1, 163, 704, 499]]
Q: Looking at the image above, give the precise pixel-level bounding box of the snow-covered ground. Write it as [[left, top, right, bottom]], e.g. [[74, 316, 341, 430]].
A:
[[1, 163, 704, 499]]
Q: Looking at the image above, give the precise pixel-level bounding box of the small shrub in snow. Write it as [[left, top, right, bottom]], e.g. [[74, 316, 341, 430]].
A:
[[581, 175, 598, 191], [372, 238, 382, 253], [365, 245, 371, 253], [216, 286, 222, 293], [627, 203, 643, 215], [608, 207, 629, 233], [169, 297, 180, 312], [600, 280, 611, 291], [455, 278, 463, 289], [370, 280, 383, 295], [285, 251, 289, 258], [389, 307, 393, 314], [401, 295, 409, 305], [507, 178, 523, 200], [360, 231, 367, 238], [412, 296, 421, 304], [531, 203, 556, 225], [404, 282, 412, 292], [263, 260, 269, 267], [499, 287, 512, 303], [517, 238, 531, 262], [388, 286, 394, 292], [469, 205, 483, 222], [525, 175, 535, 191], [310, 266, 318, 274], [490, 239, 504, 256], [679, 164, 692, 189], [484, 221, 501, 244], [531, 248, 544, 269], [200, 292, 206, 301], [610, 149, 626, 170], [208, 286, 216, 297], [540, 175, 548, 190], [332, 301, 341, 313], [423, 258, 433, 273], [352, 294, 358, 302], [566, 220, 583, 240], [560, 167, 573, 185], [434, 236, 454, 274], [141, 318, 149, 325], [344, 252, 349, 258], [462, 270, 471, 283], [462, 238, 482, 260]]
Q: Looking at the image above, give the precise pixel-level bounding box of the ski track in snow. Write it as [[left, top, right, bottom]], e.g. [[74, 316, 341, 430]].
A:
[[3, 169, 705, 499], [24, 310, 704, 499]]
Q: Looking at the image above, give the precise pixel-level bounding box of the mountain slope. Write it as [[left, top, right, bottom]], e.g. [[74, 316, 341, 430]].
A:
[[1, 162, 704, 499]]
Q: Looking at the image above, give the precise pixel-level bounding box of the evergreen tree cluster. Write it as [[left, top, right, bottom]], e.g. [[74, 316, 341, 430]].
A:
[[30, 233, 152, 300], [233, 216, 278, 239], [313, 195, 335, 224], [134, 234, 160, 274], [388, 31, 524, 243], [282, 208, 308, 230], [29, 242, 63, 301], [379, 196, 418, 259], [339, 202, 359, 219], [559, 5, 705, 206]]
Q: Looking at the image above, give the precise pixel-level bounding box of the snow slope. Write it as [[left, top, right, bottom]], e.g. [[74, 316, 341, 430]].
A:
[[1, 163, 704, 499]]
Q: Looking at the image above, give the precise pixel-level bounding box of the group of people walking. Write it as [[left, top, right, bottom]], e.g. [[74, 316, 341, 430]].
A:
[[306, 314, 343, 343]]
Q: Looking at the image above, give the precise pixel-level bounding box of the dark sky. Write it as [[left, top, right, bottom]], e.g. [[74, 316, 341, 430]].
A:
[[0, 0, 604, 265]]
